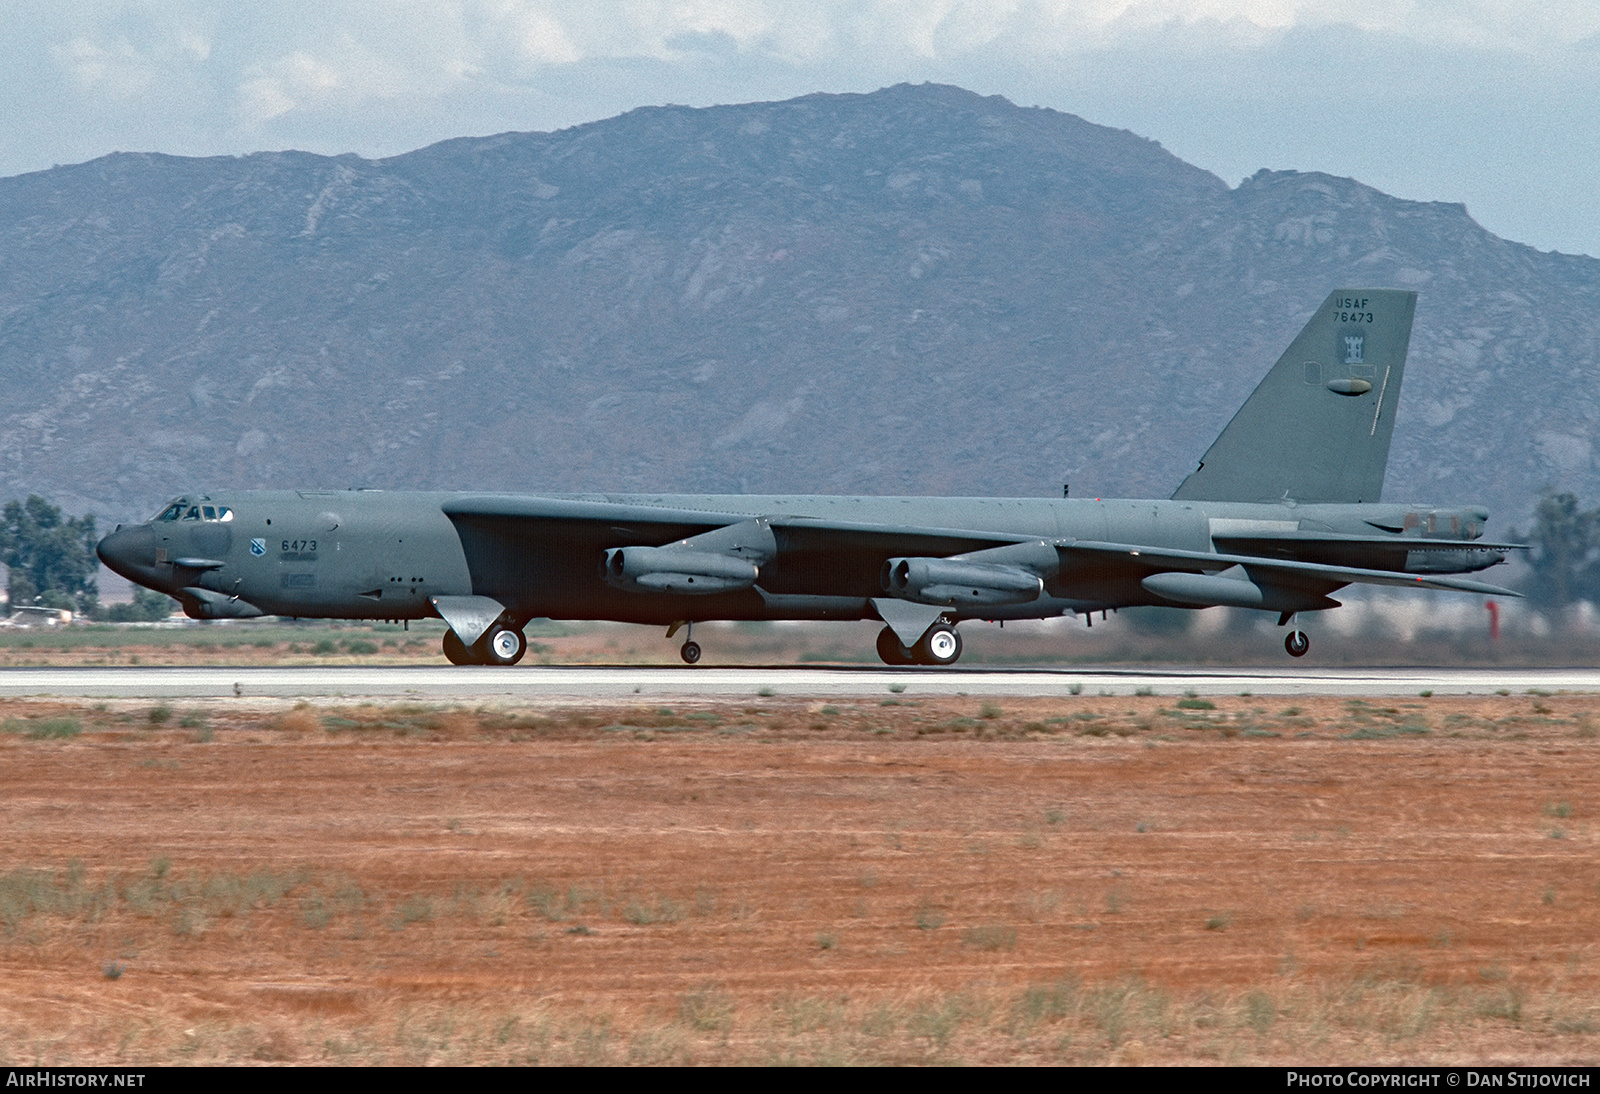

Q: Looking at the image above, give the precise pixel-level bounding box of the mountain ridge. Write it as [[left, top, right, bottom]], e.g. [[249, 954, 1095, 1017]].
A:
[[1, 83, 1595, 534]]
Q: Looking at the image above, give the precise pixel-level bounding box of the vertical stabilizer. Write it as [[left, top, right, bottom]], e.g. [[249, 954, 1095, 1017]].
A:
[[1171, 289, 1417, 504]]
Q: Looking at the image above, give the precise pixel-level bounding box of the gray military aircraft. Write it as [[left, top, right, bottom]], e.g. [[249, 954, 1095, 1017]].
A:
[[97, 288, 1519, 666]]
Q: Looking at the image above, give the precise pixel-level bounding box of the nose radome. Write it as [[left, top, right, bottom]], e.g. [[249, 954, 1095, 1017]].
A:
[[96, 523, 158, 580]]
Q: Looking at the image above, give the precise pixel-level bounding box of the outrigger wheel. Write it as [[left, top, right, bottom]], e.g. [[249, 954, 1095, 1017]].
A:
[[674, 620, 703, 665], [1285, 630, 1310, 658]]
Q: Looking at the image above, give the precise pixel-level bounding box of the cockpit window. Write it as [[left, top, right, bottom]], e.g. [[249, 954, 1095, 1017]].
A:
[[151, 501, 231, 523]]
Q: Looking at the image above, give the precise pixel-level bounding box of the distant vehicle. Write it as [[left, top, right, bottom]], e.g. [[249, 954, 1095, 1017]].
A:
[[98, 289, 1518, 665], [1, 606, 74, 627]]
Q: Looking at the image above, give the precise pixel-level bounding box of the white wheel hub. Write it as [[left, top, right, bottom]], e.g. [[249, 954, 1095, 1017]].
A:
[[490, 630, 519, 660], [926, 628, 958, 662]]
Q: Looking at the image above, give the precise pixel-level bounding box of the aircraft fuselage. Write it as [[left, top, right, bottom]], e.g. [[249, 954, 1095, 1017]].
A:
[[97, 489, 1503, 628]]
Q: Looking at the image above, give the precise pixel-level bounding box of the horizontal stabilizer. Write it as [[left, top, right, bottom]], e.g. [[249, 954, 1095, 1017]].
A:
[[1393, 573, 1525, 596], [1069, 540, 1522, 598], [1211, 532, 1525, 552]]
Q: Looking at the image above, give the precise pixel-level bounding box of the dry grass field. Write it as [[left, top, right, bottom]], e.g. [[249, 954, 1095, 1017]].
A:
[[2, 688, 1599, 1064]]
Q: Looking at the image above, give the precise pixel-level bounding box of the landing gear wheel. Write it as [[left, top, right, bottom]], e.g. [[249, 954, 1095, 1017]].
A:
[[876, 626, 916, 666], [480, 624, 527, 666], [680, 640, 702, 665], [1285, 631, 1310, 658], [917, 625, 963, 666], [442, 630, 479, 666]]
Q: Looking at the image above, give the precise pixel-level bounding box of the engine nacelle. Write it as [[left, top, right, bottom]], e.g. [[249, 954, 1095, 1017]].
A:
[[883, 557, 1044, 607], [603, 547, 759, 595]]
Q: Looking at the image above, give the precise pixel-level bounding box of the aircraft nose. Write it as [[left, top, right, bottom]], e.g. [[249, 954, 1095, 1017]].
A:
[[96, 523, 159, 581]]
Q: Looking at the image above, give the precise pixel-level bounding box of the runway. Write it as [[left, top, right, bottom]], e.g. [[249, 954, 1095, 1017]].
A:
[[1, 664, 1598, 700]]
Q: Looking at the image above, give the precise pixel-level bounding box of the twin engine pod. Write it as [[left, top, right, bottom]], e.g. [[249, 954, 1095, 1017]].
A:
[[883, 557, 1045, 607], [603, 546, 759, 595]]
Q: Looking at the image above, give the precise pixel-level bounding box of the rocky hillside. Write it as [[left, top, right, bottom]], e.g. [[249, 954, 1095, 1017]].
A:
[[1, 82, 1595, 533]]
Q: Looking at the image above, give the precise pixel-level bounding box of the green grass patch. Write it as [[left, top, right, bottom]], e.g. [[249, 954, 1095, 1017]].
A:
[[961, 924, 1017, 951]]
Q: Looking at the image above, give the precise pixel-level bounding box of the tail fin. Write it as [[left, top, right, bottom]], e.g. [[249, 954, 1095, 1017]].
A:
[[1171, 289, 1417, 504]]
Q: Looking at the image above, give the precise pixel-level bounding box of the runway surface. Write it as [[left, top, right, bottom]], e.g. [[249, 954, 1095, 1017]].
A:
[[2, 664, 1598, 700]]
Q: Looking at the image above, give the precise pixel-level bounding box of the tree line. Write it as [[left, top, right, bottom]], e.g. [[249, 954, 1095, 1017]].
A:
[[1, 495, 172, 621], [1514, 493, 1600, 612]]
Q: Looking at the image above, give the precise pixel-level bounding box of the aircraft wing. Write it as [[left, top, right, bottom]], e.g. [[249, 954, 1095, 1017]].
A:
[[445, 494, 755, 530], [437, 496, 1520, 611], [441, 495, 1040, 546], [439, 495, 1040, 603], [1068, 540, 1522, 597]]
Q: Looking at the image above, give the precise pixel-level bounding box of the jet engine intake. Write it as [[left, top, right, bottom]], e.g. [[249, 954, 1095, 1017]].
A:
[[604, 547, 759, 595]]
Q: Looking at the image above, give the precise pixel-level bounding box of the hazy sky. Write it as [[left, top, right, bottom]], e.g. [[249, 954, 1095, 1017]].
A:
[[7, 1, 1600, 257]]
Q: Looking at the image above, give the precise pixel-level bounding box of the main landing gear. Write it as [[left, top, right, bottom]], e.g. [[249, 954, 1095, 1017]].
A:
[[482, 623, 528, 665], [876, 626, 914, 665], [442, 623, 528, 666], [876, 623, 963, 666]]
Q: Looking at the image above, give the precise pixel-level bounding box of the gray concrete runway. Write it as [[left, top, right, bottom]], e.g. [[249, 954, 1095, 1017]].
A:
[[1, 664, 1597, 701]]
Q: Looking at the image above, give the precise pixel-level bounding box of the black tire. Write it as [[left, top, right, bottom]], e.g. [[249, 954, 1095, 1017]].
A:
[[480, 624, 527, 666], [1285, 631, 1310, 658], [876, 626, 915, 666], [680, 640, 702, 665], [916, 625, 963, 666], [443, 630, 478, 665]]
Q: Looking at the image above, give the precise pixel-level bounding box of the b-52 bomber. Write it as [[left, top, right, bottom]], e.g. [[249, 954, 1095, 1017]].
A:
[[98, 288, 1519, 666]]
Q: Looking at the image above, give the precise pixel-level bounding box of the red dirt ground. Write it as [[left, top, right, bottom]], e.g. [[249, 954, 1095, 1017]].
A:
[[2, 692, 1599, 1064]]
